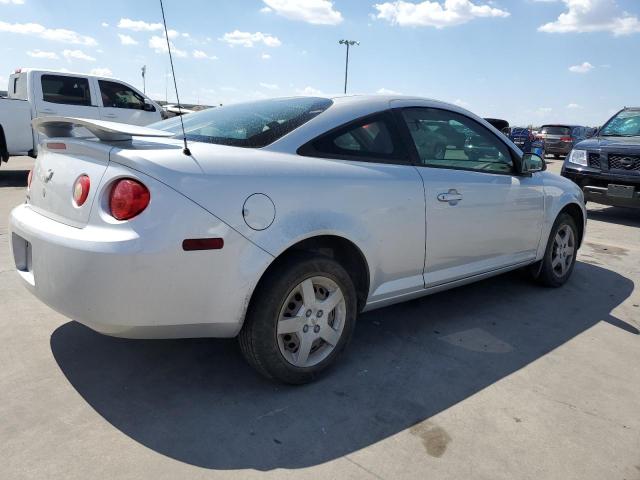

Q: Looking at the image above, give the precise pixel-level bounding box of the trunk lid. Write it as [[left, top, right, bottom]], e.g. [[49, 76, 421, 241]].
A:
[[28, 139, 112, 228]]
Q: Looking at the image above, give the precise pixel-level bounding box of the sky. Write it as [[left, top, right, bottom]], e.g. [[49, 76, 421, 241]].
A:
[[1, 0, 639, 126]]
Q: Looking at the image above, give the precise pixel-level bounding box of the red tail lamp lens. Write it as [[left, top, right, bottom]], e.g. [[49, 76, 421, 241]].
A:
[[109, 179, 150, 220], [560, 136, 572, 142], [27, 169, 33, 189], [73, 175, 90, 206]]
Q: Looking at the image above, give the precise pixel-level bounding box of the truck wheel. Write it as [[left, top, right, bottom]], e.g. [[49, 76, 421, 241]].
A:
[[0, 128, 8, 163], [239, 254, 357, 384], [530, 213, 578, 287]]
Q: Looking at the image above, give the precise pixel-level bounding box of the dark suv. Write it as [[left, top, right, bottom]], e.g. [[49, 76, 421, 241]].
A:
[[561, 107, 640, 209], [539, 124, 588, 158]]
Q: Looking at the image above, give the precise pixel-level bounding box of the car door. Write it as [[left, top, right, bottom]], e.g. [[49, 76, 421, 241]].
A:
[[398, 107, 544, 287], [299, 111, 427, 303], [33, 73, 100, 120], [97, 79, 160, 126]]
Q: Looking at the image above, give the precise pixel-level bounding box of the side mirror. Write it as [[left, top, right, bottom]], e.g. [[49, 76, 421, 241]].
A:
[[143, 99, 156, 112], [522, 153, 545, 173]]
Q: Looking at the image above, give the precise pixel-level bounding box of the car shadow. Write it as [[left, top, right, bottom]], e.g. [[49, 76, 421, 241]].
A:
[[0, 169, 28, 187], [587, 206, 640, 228], [50, 261, 636, 471]]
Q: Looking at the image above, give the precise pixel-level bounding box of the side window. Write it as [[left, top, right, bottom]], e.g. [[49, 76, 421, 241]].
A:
[[401, 108, 513, 174], [99, 80, 146, 110], [309, 114, 406, 161], [41, 75, 91, 106]]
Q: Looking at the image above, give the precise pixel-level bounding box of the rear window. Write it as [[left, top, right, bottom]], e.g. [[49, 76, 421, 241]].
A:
[[41, 74, 91, 106], [541, 126, 571, 135], [153, 97, 333, 148]]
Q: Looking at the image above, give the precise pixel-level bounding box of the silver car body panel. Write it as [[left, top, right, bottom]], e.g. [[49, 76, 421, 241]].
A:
[[10, 96, 586, 338]]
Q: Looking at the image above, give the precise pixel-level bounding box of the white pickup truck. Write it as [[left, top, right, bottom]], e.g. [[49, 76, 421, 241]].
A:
[[0, 68, 163, 164]]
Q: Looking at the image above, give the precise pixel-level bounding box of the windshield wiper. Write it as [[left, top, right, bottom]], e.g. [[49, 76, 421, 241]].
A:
[[600, 133, 640, 137]]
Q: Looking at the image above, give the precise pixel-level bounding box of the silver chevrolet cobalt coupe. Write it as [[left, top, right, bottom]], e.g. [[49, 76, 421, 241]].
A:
[[10, 96, 586, 384]]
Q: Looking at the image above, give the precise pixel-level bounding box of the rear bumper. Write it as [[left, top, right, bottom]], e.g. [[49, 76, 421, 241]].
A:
[[561, 165, 640, 208], [9, 196, 272, 339], [546, 144, 572, 155]]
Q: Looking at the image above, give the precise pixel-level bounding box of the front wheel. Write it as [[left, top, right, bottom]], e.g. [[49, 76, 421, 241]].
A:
[[531, 213, 578, 287], [239, 255, 357, 384]]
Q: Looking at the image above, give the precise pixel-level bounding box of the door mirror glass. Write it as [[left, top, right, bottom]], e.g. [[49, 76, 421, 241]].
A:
[[144, 99, 156, 112], [522, 153, 545, 173]]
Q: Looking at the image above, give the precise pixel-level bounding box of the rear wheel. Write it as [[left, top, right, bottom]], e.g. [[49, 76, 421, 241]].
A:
[[531, 213, 578, 287], [239, 255, 357, 384]]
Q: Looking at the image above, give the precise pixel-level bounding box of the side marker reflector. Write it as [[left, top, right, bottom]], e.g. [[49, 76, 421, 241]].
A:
[[182, 238, 224, 251]]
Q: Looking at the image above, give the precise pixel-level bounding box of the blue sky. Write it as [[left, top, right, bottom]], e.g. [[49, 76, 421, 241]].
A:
[[1, 0, 639, 126]]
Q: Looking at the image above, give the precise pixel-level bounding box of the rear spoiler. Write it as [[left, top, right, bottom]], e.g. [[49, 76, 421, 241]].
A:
[[32, 116, 173, 142]]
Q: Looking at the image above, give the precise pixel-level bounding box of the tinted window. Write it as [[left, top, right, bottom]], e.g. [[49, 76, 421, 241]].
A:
[[41, 75, 91, 106], [402, 108, 513, 173], [99, 80, 146, 110], [312, 117, 399, 158], [154, 97, 332, 148], [541, 126, 571, 135], [600, 110, 640, 137]]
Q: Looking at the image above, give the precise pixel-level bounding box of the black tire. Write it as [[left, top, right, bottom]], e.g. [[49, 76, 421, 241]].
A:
[[239, 254, 357, 384], [554, 154, 560, 159], [531, 213, 578, 287], [0, 127, 8, 163]]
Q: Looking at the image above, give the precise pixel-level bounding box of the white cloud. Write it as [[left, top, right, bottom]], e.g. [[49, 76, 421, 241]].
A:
[[454, 98, 470, 108], [193, 49, 217, 60], [567, 103, 582, 109], [0, 0, 25, 4], [117, 18, 163, 32], [261, 53, 272, 59], [261, 0, 343, 25], [101, 22, 109, 28], [374, 0, 509, 28], [27, 49, 59, 59], [296, 86, 323, 96], [0, 21, 97, 45], [377, 87, 401, 94], [63, 49, 96, 62], [220, 30, 281, 47], [259, 82, 279, 90], [118, 34, 138, 45], [90, 67, 113, 77], [260, 6, 273, 13], [538, 0, 640, 36], [149, 35, 187, 57], [568, 61, 594, 73]]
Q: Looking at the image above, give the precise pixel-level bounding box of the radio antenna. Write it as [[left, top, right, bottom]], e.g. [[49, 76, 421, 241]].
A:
[[159, 0, 190, 156]]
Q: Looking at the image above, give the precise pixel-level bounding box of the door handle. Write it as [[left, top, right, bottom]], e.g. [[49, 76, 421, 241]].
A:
[[103, 113, 117, 118], [40, 109, 56, 114], [437, 189, 463, 206]]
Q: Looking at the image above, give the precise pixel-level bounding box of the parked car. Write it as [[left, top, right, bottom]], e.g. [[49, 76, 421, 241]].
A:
[[562, 107, 640, 208], [510, 127, 546, 157], [538, 124, 588, 159], [10, 96, 586, 384], [0, 68, 163, 164]]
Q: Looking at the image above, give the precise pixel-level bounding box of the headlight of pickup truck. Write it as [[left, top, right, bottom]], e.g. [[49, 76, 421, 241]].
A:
[[567, 149, 588, 166]]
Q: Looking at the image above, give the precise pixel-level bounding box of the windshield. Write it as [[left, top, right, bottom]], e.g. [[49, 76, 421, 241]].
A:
[[541, 126, 571, 135], [152, 97, 333, 148], [600, 110, 640, 137]]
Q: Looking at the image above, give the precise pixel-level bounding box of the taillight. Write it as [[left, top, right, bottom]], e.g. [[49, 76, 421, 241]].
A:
[[73, 175, 90, 207], [560, 136, 572, 142], [109, 179, 150, 220], [27, 169, 33, 189]]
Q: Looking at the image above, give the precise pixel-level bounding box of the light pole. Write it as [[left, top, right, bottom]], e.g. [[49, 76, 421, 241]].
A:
[[141, 65, 146, 94], [339, 39, 359, 94]]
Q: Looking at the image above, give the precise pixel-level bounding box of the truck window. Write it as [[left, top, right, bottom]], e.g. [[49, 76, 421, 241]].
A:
[[99, 80, 146, 110], [41, 75, 92, 106]]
